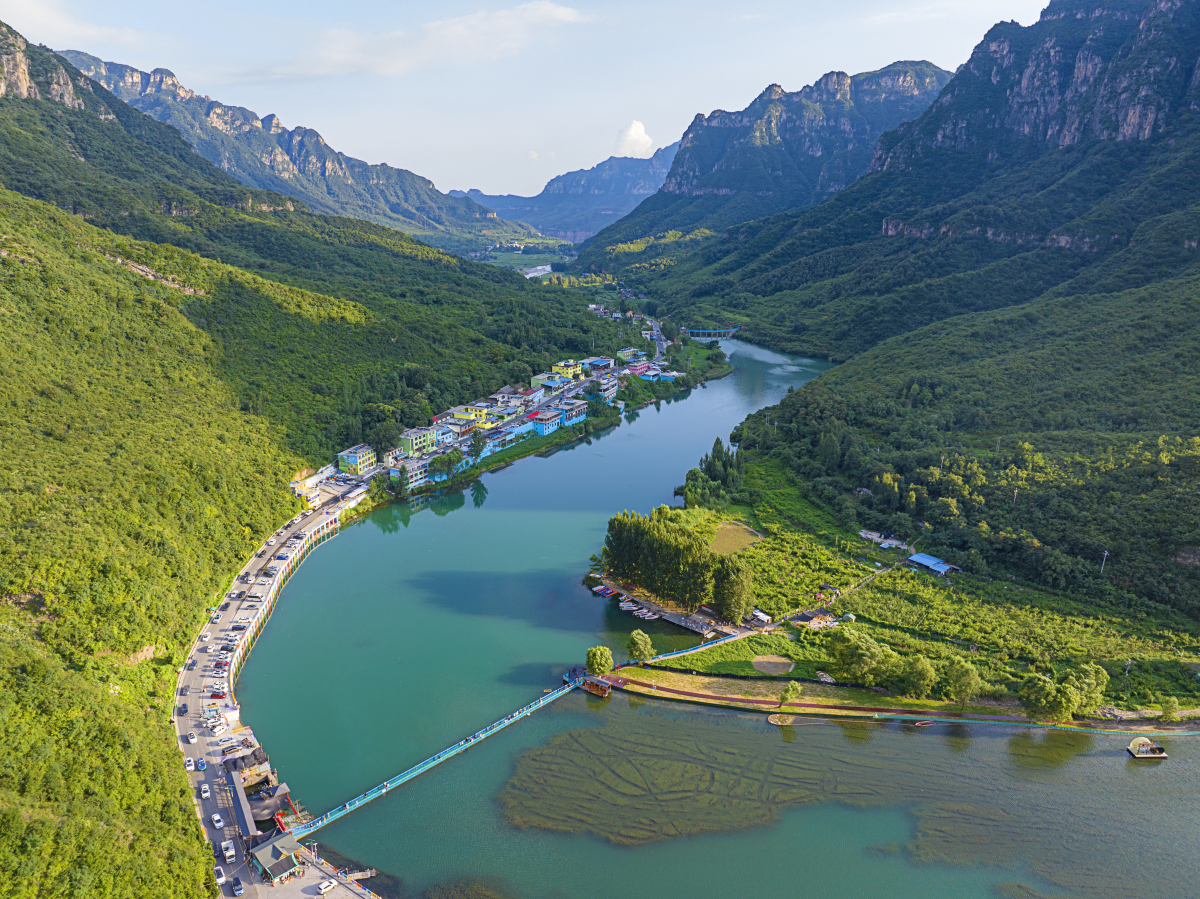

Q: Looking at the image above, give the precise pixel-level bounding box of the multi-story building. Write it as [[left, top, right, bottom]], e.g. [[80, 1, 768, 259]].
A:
[[599, 375, 618, 403], [553, 359, 583, 380], [616, 347, 647, 363], [530, 372, 558, 389], [552, 398, 587, 428], [628, 361, 652, 377], [531, 409, 561, 436], [521, 386, 545, 405], [579, 356, 614, 373], [337, 444, 376, 475], [390, 457, 429, 490], [383, 446, 408, 468], [397, 427, 436, 456]]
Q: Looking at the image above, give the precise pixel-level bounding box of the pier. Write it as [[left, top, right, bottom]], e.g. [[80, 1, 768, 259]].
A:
[[289, 678, 582, 838]]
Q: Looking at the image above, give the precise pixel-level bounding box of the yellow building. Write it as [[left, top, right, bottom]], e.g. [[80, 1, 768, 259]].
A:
[[553, 359, 583, 380]]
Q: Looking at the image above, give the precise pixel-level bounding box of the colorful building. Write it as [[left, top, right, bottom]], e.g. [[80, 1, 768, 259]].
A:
[[337, 444, 376, 474], [599, 375, 619, 403], [579, 356, 615, 372], [628, 361, 652, 376], [553, 399, 587, 427], [530, 372, 558, 389], [553, 359, 583, 379], [397, 427, 436, 456], [390, 457, 429, 490], [616, 347, 647, 363], [531, 409, 561, 436]]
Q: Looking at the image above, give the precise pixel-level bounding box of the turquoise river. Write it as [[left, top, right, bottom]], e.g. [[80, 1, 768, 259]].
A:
[[237, 341, 1194, 899]]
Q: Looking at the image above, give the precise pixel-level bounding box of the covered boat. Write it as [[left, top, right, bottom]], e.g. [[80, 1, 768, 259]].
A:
[[1127, 736, 1167, 759]]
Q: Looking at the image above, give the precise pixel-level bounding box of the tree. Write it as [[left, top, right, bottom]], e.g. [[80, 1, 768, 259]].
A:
[[779, 680, 803, 708], [828, 628, 899, 687], [367, 475, 390, 504], [586, 645, 613, 676], [627, 630, 654, 662], [946, 656, 983, 710], [1018, 674, 1078, 722], [428, 448, 463, 480], [1160, 695, 1180, 723], [1060, 663, 1109, 716], [469, 428, 487, 462], [900, 655, 938, 698], [711, 555, 753, 623], [391, 469, 409, 500]]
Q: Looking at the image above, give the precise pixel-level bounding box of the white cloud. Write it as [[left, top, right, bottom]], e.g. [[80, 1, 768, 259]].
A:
[[293, 2, 586, 78], [0, 0, 144, 48], [528, 150, 538, 160], [615, 120, 653, 158]]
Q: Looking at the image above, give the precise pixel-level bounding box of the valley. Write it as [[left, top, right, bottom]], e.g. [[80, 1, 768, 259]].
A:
[[1, 1, 1199, 897]]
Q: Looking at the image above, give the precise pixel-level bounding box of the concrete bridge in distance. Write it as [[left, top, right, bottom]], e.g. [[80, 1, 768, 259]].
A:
[[681, 326, 742, 340]]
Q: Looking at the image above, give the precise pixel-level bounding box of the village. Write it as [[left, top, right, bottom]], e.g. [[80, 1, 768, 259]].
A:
[[289, 310, 686, 503]]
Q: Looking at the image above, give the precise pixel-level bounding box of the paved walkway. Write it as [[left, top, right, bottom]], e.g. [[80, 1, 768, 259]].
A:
[[602, 674, 1028, 721]]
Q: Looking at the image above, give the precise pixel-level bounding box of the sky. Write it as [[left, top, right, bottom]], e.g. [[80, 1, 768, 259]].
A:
[[3, 0, 1047, 196]]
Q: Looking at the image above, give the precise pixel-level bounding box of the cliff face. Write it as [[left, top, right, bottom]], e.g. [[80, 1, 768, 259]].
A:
[[56, 50, 535, 252], [456, 143, 679, 242], [870, 0, 1200, 171], [577, 60, 952, 266], [663, 62, 951, 203]]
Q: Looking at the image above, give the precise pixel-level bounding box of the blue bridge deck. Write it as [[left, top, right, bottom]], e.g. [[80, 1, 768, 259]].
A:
[[289, 679, 582, 838]]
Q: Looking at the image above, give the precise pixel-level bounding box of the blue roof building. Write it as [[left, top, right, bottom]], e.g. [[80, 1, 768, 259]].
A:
[[907, 553, 961, 575]]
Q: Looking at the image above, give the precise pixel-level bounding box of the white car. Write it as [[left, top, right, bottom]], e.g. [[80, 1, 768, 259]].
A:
[[184, 757, 195, 772], [211, 724, 228, 737], [211, 613, 222, 623], [211, 813, 225, 829], [200, 783, 211, 800], [267, 538, 277, 546], [200, 633, 211, 642], [318, 881, 337, 895], [216, 737, 234, 746], [214, 865, 226, 885], [187, 732, 198, 744]]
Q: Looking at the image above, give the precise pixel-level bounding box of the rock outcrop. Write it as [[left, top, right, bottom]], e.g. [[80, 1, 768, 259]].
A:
[[871, 0, 1200, 171]]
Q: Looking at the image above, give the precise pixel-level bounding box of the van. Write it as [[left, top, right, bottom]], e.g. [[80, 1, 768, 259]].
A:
[[221, 840, 236, 863]]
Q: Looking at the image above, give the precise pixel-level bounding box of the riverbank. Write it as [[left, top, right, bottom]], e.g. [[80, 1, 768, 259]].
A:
[[603, 666, 1200, 735]]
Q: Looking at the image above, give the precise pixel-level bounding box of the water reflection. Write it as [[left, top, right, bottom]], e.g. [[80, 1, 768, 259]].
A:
[[1007, 729, 1095, 771], [944, 723, 972, 754], [471, 480, 489, 509]]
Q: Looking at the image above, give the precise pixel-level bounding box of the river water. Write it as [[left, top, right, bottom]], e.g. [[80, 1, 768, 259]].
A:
[[238, 341, 1195, 899]]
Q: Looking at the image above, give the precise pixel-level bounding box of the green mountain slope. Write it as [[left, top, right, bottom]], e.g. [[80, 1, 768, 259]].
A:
[[0, 18, 636, 892], [454, 142, 679, 243], [56, 49, 537, 253], [576, 60, 952, 270], [660, 0, 1200, 615]]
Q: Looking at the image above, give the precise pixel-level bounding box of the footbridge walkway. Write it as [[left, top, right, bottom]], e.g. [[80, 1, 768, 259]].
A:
[[289, 678, 582, 838], [680, 326, 742, 339]]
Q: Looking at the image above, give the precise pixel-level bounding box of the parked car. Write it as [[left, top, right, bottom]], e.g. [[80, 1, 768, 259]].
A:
[[197, 757, 206, 771], [210, 692, 227, 699], [210, 813, 224, 829], [211, 725, 228, 736], [177, 703, 188, 716], [231, 876, 244, 896], [232, 624, 247, 631], [200, 783, 210, 800], [187, 732, 198, 744], [184, 757, 195, 772], [318, 880, 338, 895], [214, 865, 225, 885], [216, 736, 234, 746]]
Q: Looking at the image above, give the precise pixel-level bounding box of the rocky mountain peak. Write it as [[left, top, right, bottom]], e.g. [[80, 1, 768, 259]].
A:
[[870, 0, 1200, 172]]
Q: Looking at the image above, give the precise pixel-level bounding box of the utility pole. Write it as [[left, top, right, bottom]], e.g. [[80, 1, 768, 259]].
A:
[[1100, 550, 1110, 574], [1013, 488, 1018, 506]]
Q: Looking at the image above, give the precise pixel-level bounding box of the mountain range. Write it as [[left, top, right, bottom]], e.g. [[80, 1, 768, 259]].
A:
[[453, 142, 679, 243], [578, 60, 952, 264], [56, 50, 538, 253]]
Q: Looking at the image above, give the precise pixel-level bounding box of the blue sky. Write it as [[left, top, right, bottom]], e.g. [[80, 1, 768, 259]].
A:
[[4, 0, 1046, 195]]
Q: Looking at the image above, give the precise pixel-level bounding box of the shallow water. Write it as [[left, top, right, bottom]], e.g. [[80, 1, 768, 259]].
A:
[[237, 342, 1187, 899]]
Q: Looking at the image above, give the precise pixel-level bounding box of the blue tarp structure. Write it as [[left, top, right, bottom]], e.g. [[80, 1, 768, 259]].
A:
[[908, 552, 959, 575]]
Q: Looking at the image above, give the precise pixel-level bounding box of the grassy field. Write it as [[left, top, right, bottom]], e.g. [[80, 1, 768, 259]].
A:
[[709, 521, 763, 554]]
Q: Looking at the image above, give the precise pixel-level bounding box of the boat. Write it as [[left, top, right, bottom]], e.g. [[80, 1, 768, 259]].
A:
[[642, 613, 660, 620], [1127, 736, 1167, 759], [913, 720, 936, 727]]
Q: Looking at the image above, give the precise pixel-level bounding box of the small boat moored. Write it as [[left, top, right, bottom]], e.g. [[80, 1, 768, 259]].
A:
[[1127, 736, 1167, 759]]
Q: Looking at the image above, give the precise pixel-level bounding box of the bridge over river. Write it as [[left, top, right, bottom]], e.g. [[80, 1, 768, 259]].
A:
[[680, 326, 742, 339], [287, 632, 748, 838]]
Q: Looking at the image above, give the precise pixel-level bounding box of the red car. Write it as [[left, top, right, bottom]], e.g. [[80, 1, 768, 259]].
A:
[[215, 661, 229, 668], [210, 692, 227, 699]]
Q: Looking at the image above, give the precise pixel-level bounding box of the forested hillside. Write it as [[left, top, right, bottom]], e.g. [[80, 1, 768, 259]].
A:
[[57, 50, 536, 254], [651, 0, 1200, 617], [575, 60, 951, 272], [0, 19, 629, 895]]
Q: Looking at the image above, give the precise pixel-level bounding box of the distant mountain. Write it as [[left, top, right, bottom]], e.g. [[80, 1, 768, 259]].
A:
[[56, 50, 537, 253], [577, 60, 952, 268], [453, 142, 679, 243]]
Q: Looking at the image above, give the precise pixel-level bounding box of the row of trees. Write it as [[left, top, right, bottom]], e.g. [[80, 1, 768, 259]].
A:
[[828, 628, 983, 707], [675, 438, 746, 508], [602, 506, 754, 622]]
